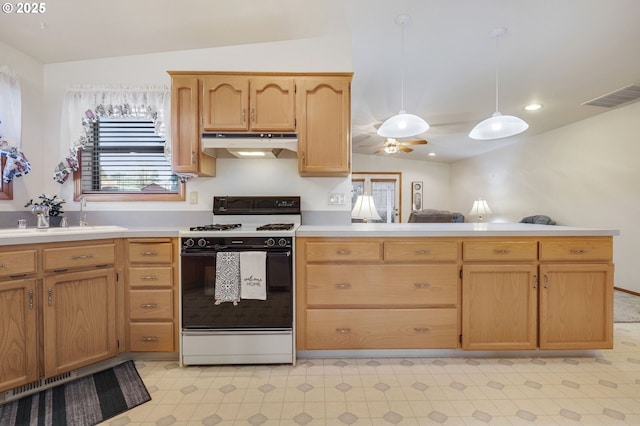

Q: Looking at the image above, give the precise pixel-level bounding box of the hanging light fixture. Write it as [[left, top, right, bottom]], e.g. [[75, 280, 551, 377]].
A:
[[469, 27, 529, 140], [377, 14, 430, 139]]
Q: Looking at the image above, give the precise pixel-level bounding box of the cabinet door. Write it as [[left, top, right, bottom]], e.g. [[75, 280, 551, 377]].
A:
[[249, 77, 296, 131], [0, 278, 38, 392], [539, 263, 613, 350], [297, 76, 351, 176], [462, 264, 538, 350], [43, 269, 117, 378], [201, 75, 249, 131]]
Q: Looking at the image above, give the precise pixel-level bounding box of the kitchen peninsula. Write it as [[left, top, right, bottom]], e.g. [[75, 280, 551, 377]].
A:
[[295, 223, 618, 355]]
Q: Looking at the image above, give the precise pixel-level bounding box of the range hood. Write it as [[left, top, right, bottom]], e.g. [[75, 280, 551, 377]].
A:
[[201, 132, 298, 159]]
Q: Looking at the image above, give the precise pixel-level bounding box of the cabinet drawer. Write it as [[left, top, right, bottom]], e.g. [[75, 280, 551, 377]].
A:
[[304, 241, 381, 262], [128, 242, 173, 264], [129, 267, 173, 288], [305, 308, 458, 349], [43, 243, 115, 271], [384, 241, 458, 262], [129, 289, 173, 320], [463, 241, 537, 261], [539, 239, 612, 261], [306, 264, 458, 306], [129, 322, 174, 352], [0, 250, 37, 277]]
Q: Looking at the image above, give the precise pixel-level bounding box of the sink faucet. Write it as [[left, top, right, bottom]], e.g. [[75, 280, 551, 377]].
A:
[[79, 196, 88, 226], [32, 205, 50, 229]]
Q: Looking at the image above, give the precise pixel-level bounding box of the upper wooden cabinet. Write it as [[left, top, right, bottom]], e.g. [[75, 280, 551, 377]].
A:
[[297, 76, 352, 177], [201, 75, 296, 132], [169, 74, 216, 177]]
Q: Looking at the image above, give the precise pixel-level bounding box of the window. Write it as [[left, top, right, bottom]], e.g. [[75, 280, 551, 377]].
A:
[[74, 118, 184, 201], [351, 172, 402, 223], [0, 157, 12, 200]]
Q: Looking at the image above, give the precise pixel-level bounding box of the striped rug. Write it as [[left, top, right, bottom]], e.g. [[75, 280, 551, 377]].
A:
[[0, 360, 150, 426]]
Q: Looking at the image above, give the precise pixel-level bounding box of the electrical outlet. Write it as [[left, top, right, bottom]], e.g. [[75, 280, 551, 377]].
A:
[[329, 192, 345, 205], [189, 191, 198, 204]]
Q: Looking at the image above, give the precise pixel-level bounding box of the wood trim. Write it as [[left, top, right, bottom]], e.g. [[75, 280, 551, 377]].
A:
[[0, 157, 13, 200], [168, 71, 354, 78], [614, 286, 640, 297]]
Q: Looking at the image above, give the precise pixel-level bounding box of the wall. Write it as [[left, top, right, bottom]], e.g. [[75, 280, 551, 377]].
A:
[[450, 101, 640, 293], [30, 36, 351, 221], [352, 153, 450, 222]]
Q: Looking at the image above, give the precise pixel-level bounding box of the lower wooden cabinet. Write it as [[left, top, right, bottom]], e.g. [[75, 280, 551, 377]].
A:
[[0, 278, 38, 392], [42, 268, 117, 378]]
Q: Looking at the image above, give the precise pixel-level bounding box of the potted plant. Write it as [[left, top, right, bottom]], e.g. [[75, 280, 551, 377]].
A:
[[24, 194, 66, 226]]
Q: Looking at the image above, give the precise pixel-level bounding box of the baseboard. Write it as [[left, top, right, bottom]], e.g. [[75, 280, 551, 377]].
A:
[[614, 286, 640, 297]]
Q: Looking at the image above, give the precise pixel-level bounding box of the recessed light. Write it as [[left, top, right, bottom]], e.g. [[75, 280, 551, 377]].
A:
[[428, 152, 436, 156], [524, 103, 542, 111]]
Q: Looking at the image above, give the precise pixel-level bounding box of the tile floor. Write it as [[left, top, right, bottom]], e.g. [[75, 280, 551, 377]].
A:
[[105, 323, 640, 425]]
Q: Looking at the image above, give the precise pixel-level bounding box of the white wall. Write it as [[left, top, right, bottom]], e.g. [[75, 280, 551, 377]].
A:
[[450, 101, 640, 293], [352, 153, 450, 222], [0, 41, 44, 212], [37, 35, 352, 214]]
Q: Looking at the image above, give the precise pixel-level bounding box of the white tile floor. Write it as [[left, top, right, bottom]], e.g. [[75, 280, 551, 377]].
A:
[[105, 323, 640, 425]]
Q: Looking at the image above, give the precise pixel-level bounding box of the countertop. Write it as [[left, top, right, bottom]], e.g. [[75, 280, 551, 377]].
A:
[[295, 223, 620, 237], [0, 223, 619, 246]]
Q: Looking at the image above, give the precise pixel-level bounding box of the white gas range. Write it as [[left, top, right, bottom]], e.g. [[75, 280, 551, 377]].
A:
[[178, 196, 300, 366]]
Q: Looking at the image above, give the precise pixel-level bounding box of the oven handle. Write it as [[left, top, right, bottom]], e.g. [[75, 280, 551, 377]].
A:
[[181, 248, 291, 256], [182, 328, 292, 335]]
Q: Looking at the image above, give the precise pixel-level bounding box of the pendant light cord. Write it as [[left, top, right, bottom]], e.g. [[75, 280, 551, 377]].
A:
[[494, 32, 500, 113], [400, 18, 405, 112]]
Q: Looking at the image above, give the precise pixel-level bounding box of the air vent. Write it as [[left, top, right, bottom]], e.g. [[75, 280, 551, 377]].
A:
[[1, 371, 76, 403], [583, 85, 640, 108]]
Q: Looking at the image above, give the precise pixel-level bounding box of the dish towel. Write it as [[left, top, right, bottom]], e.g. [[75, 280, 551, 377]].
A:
[[240, 251, 267, 300], [214, 252, 240, 305]]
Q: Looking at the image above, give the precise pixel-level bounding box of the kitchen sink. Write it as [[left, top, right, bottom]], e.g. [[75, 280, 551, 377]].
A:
[[0, 225, 127, 237]]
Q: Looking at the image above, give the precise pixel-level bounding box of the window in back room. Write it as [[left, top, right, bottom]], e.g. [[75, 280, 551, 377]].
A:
[[74, 117, 184, 201]]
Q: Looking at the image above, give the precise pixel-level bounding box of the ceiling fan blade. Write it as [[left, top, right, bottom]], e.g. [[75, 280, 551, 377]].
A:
[[373, 147, 386, 154], [359, 143, 384, 148], [399, 146, 414, 153], [400, 139, 428, 145]]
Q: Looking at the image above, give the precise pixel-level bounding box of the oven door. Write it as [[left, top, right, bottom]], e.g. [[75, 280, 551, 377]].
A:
[[181, 248, 293, 330]]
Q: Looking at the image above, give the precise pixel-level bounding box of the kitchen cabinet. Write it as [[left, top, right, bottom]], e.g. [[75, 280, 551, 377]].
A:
[[126, 238, 178, 352], [297, 237, 459, 350], [296, 75, 352, 176], [201, 75, 296, 132], [169, 74, 216, 176]]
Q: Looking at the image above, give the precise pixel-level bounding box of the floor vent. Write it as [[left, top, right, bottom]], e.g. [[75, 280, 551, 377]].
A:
[[2, 371, 76, 403], [583, 84, 640, 108]]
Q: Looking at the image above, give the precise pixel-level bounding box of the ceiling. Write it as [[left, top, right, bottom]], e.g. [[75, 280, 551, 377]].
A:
[[2, 0, 640, 163]]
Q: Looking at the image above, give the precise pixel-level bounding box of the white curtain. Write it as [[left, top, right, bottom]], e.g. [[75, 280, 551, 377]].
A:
[[56, 85, 170, 184], [0, 65, 30, 182]]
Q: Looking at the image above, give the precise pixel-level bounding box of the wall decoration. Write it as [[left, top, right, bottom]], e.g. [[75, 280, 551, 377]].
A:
[[412, 181, 423, 211]]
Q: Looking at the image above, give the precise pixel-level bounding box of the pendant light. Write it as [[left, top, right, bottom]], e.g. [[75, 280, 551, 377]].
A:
[[377, 14, 430, 139], [469, 27, 528, 140]]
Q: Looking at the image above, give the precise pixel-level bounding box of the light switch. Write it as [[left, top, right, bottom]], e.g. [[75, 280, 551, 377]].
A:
[[189, 191, 198, 204], [329, 193, 345, 205]]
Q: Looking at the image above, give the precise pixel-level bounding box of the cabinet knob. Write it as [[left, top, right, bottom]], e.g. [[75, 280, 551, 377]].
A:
[[0, 263, 5, 268]]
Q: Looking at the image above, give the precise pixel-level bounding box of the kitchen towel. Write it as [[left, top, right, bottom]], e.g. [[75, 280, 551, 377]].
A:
[[240, 251, 267, 300], [214, 252, 240, 305]]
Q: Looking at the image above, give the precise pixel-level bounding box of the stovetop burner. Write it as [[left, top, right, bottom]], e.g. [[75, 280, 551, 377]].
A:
[[189, 224, 241, 231], [256, 223, 295, 231]]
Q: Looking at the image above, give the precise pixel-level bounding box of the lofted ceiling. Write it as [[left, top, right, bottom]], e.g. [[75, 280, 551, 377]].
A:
[[2, 0, 640, 163]]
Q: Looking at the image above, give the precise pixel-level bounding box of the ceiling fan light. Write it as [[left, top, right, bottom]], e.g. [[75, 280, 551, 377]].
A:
[[377, 113, 430, 138], [469, 112, 529, 140]]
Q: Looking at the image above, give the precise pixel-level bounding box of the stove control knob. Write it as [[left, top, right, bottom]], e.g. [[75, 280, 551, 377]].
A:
[[278, 238, 288, 247], [197, 238, 208, 248], [184, 238, 195, 248], [266, 238, 275, 247]]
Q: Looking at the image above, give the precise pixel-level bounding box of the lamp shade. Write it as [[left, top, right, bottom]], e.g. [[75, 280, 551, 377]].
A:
[[352, 194, 382, 222], [469, 198, 492, 222], [468, 112, 529, 140], [377, 112, 430, 139]]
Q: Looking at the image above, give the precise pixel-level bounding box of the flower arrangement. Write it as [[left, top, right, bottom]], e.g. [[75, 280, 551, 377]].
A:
[[24, 194, 65, 217]]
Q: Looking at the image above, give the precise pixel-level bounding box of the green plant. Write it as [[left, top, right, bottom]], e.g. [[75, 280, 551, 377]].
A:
[[24, 194, 65, 217]]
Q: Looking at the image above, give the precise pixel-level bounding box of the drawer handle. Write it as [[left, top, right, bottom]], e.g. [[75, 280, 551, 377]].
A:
[[140, 337, 158, 342], [335, 250, 352, 255], [71, 254, 95, 260], [415, 249, 431, 255], [47, 288, 53, 307], [493, 249, 511, 255], [140, 251, 158, 256], [414, 282, 431, 288], [414, 328, 431, 334], [335, 328, 352, 333], [570, 249, 587, 254], [0, 263, 4, 268], [335, 283, 352, 289], [140, 303, 158, 309], [140, 275, 158, 281]]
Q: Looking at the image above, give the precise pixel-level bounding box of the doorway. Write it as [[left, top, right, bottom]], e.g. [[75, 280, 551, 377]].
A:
[[351, 172, 402, 223]]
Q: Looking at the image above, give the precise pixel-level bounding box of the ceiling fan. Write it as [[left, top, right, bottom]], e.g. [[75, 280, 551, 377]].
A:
[[361, 137, 428, 154]]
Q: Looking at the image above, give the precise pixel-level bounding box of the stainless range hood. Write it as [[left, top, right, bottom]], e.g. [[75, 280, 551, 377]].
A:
[[201, 132, 298, 159]]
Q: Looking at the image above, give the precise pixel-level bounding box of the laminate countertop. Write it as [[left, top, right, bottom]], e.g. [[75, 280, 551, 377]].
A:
[[296, 223, 620, 237]]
